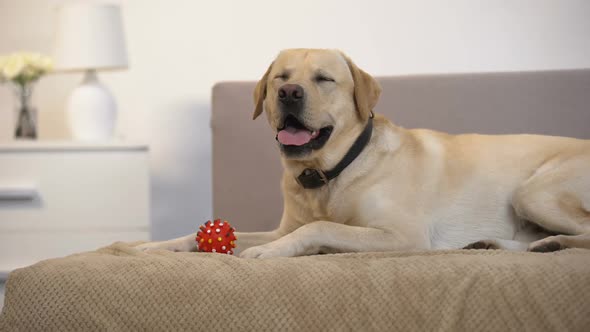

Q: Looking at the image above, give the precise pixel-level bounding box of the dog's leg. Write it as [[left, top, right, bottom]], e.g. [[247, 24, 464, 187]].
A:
[[135, 231, 282, 253], [239, 221, 427, 258], [463, 224, 548, 251], [529, 233, 590, 252], [512, 155, 590, 252], [135, 233, 199, 252], [232, 231, 282, 255]]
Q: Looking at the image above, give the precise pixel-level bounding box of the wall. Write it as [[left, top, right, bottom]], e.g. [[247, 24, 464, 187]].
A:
[[1, 0, 589, 240]]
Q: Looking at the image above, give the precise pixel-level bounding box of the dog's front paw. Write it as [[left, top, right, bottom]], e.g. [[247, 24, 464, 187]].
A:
[[528, 236, 568, 253], [239, 244, 294, 259]]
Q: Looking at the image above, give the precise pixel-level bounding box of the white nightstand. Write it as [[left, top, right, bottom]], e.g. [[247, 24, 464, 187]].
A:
[[0, 141, 150, 281]]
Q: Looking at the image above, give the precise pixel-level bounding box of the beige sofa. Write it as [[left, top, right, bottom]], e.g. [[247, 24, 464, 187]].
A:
[[212, 69, 590, 232], [1, 69, 589, 331]]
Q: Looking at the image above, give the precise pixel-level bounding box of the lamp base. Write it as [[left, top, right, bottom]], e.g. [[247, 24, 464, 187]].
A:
[[67, 70, 117, 141]]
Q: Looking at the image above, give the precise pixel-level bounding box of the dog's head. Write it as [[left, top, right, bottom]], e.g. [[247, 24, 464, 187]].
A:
[[253, 49, 381, 160]]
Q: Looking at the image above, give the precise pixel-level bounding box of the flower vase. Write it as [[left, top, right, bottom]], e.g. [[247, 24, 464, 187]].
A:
[[14, 83, 37, 140]]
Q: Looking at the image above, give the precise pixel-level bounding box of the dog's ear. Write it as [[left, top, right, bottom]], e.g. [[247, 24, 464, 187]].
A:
[[253, 62, 274, 120], [343, 54, 381, 121]]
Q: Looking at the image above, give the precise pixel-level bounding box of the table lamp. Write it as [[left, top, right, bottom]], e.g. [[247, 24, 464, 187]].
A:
[[53, 2, 128, 141]]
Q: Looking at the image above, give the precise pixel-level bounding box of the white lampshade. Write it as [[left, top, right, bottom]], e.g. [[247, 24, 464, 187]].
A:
[[54, 2, 128, 71]]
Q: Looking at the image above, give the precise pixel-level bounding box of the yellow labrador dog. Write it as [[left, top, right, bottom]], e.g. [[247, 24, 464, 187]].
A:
[[138, 48, 590, 258]]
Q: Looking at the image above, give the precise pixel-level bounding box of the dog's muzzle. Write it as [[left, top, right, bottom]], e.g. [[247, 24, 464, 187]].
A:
[[278, 84, 305, 116], [279, 84, 304, 105]]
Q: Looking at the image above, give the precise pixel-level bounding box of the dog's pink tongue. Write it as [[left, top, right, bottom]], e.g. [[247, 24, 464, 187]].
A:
[[277, 127, 313, 146]]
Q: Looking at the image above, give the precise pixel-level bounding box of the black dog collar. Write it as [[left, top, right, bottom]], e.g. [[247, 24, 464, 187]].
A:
[[297, 112, 374, 189]]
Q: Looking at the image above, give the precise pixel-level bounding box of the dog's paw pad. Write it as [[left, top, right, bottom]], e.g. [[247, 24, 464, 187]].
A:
[[529, 241, 566, 253], [463, 240, 498, 250]]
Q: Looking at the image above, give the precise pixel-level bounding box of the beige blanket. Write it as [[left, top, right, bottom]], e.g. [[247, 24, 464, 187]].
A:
[[1, 242, 589, 331]]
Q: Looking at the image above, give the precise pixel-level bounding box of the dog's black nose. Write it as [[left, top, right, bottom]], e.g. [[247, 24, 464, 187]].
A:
[[278, 84, 304, 105]]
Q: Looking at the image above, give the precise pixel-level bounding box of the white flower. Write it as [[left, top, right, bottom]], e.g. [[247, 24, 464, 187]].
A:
[[2, 55, 25, 79], [38, 56, 54, 72], [0, 52, 53, 84]]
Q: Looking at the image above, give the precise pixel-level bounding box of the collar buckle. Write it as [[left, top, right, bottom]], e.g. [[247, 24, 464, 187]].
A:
[[297, 168, 329, 189]]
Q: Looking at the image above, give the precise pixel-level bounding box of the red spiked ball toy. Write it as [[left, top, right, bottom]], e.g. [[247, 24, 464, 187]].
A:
[[196, 219, 237, 254]]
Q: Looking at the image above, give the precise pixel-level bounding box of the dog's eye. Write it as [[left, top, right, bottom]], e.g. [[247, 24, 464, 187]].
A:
[[275, 73, 289, 80], [315, 75, 335, 83]]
